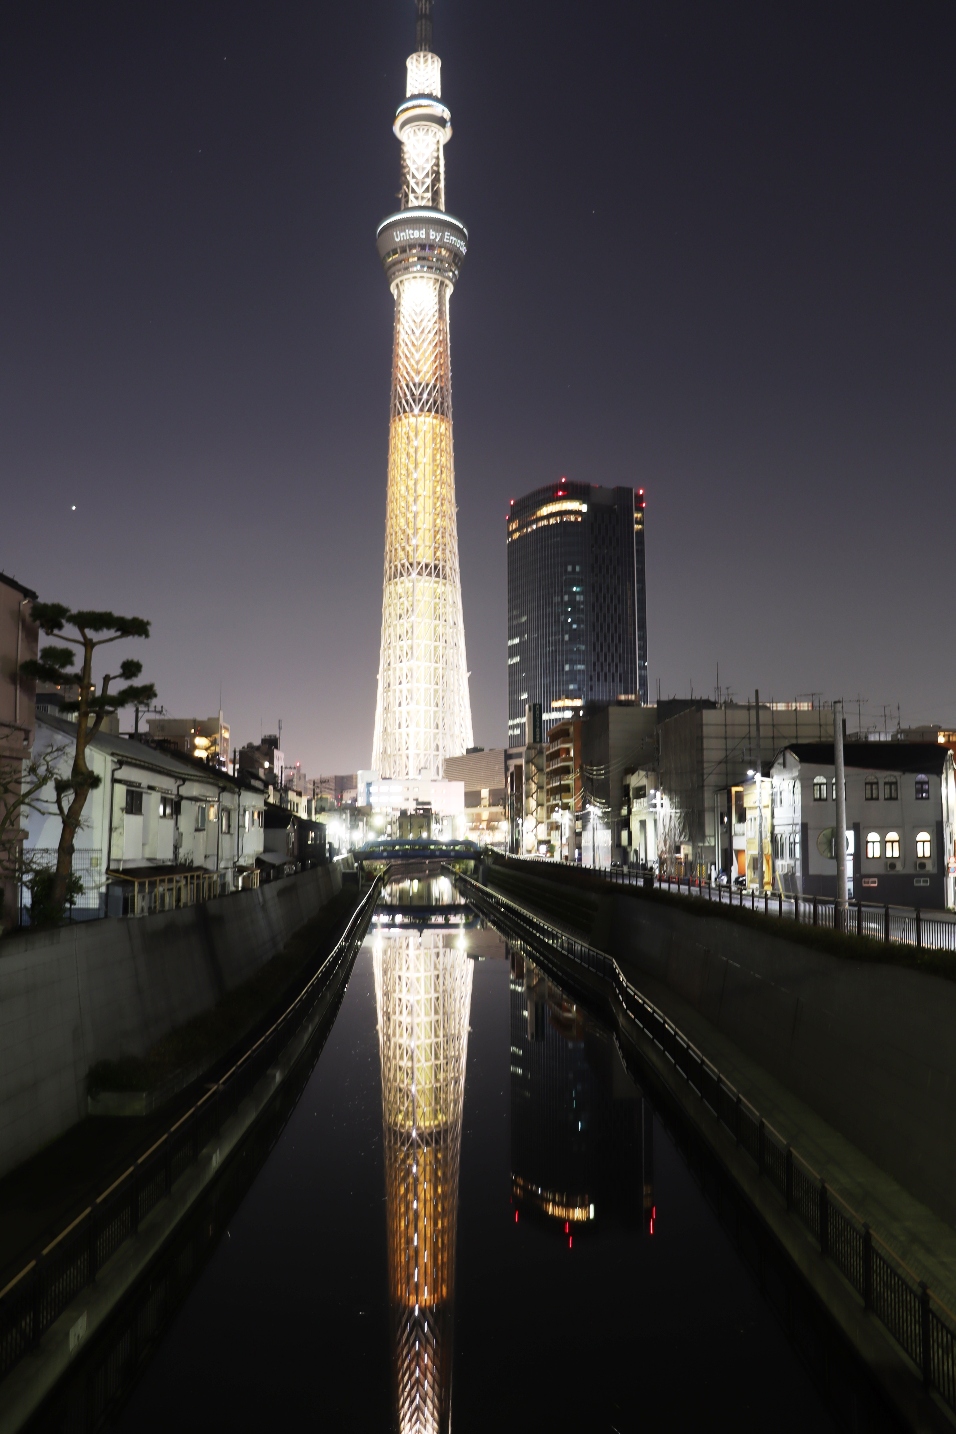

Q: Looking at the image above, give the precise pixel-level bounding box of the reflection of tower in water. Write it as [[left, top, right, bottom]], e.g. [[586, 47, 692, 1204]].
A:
[[510, 946, 654, 1234], [374, 927, 473, 1434]]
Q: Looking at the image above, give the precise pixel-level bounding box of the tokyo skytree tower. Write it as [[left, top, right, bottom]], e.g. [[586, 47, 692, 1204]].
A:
[[372, 0, 473, 779], [374, 928, 473, 1434]]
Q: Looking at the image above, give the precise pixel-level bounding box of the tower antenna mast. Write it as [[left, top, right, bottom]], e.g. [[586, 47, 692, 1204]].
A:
[[416, 0, 433, 51]]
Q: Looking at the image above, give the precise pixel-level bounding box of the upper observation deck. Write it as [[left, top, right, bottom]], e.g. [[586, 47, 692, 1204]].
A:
[[376, 208, 468, 288]]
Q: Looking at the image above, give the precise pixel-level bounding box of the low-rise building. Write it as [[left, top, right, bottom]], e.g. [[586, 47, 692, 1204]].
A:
[[261, 806, 326, 878], [546, 719, 583, 861], [444, 748, 510, 848], [147, 714, 230, 768], [626, 769, 659, 868], [741, 772, 773, 890], [580, 701, 657, 866], [770, 742, 956, 910], [0, 573, 38, 928], [659, 700, 834, 880], [312, 773, 359, 808], [237, 735, 283, 785], [26, 714, 267, 917]]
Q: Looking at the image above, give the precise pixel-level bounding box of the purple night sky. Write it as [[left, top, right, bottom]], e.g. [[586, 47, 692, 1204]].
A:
[[1, 1, 953, 773]]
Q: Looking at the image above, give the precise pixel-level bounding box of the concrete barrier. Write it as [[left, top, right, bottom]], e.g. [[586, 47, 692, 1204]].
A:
[[488, 863, 956, 1227], [0, 866, 341, 1179]]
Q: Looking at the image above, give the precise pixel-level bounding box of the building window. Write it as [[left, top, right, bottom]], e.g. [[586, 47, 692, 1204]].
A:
[[864, 778, 879, 800], [158, 794, 175, 819], [221, 808, 232, 834], [915, 776, 930, 800], [813, 776, 827, 802], [253, 810, 264, 829], [195, 804, 207, 832], [885, 831, 901, 860], [916, 831, 931, 859], [124, 789, 143, 816], [884, 778, 898, 801], [208, 803, 219, 824], [866, 832, 881, 859]]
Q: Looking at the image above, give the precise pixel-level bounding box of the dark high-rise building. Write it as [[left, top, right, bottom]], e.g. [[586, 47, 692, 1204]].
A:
[[506, 479, 648, 744]]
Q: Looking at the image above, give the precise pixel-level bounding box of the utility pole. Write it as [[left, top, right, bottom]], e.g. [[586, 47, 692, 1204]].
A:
[[834, 698, 847, 930], [754, 689, 764, 892]]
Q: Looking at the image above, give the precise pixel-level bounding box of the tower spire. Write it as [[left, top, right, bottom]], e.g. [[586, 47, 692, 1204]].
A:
[[415, 0, 433, 52]]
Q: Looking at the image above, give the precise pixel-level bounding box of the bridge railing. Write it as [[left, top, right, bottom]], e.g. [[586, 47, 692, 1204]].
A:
[[454, 868, 956, 1413], [498, 852, 956, 954], [0, 873, 384, 1390]]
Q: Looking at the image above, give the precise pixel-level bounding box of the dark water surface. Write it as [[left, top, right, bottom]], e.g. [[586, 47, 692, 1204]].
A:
[[102, 891, 836, 1434]]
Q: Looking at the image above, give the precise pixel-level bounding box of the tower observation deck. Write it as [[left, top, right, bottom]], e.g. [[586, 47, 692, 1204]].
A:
[[372, 0, 473, 781]]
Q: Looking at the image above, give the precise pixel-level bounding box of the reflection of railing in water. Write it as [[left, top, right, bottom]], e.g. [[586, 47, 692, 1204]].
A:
[[373, 922, 473, 1434], [456, 870, 956, 1417], [0, 876, 384, 1390]]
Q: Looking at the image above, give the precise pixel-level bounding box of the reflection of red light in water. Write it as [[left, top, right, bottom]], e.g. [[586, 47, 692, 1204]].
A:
[[649, 1204, 657, 1236], [515, 1210, 519, 1223], [564, 1221, 569, 1234], [568, 1235, 573, 1249]]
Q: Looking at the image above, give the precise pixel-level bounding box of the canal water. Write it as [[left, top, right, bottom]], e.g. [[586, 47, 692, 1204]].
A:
[[97, 877, 837, 1433]]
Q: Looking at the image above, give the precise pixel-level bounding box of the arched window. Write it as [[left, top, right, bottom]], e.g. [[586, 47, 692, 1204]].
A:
[[885, 832, 901, 860], [866, 832, 881, 858], [915, 776, 930, 800], [916, 831, 931, 859], [813, 776, 827, 801]]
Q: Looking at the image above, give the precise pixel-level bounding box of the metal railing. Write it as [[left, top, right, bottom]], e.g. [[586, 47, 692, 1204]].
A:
[[500, 853, 956, 954], [0, 874, 383, 1387], [456, 869, 956, 1412]]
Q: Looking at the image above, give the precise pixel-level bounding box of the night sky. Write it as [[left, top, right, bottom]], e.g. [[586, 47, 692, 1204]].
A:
[[1, 1, 953, 773]]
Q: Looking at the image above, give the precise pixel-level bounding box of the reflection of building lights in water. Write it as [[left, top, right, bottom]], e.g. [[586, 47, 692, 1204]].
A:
[[374, 921, 473, 1434]]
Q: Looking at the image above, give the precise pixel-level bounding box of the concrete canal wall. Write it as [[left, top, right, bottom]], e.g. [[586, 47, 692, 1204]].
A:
[[486, 860, 956, 1227], [0, 865, 342, 1179]]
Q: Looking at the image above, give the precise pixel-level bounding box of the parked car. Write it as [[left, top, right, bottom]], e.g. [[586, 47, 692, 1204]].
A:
[[733, 873, 747, 889]]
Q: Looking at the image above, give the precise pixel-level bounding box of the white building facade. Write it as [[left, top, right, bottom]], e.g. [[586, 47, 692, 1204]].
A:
[[770, 742, 956, 911], [26, 715, 265, 917]]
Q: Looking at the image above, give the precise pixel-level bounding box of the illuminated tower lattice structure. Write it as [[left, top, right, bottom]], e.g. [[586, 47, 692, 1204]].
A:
[[374, 928, 473, 1434], [372, 0, 473, 779]]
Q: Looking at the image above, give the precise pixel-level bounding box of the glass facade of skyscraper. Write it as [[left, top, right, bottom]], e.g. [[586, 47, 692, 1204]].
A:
[[506, 479, 648, 743]]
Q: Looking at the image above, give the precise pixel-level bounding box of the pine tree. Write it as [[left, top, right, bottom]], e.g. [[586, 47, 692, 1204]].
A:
[[22, 604, 156, 920]]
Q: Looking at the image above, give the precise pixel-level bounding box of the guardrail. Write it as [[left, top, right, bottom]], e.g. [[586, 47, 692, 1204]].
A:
[[0, 872, 384, 1388], [500, 853, 956, 954], [456, 869, 956, 1413]]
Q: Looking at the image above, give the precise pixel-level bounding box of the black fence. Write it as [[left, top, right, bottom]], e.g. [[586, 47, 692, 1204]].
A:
[[0, 874, 383, 1389], [455, 869, 956, 1414], [504, 853, 956, 954]]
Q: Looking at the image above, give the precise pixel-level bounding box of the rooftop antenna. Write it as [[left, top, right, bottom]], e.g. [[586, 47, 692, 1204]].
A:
[[416, 0, 433, 52]]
